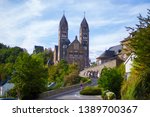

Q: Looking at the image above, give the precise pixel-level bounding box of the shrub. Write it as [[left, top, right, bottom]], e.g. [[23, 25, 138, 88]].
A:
[[80, 86, 102, 95], [106, 92, 116, 100], [64, 70, 80, 86], [102, 90, 116, 100], [121, 66, 150, 100], [80, 77, 89, 83], [6, 88, 17, 98], [98, 67, 123, 99]]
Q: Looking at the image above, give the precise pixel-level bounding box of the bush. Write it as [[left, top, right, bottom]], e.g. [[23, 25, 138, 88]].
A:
[[80, 77, 89, 83], [64, 70, 80, 86], [121, 67, 150, 100], [80, 86, 102, 95], [98, 67, 124, 99], [6, 88, 17, 98], [102, 90, 116, 100]]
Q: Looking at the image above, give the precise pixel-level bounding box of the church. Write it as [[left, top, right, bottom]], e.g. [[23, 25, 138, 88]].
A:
[[54, 14, 90, 70]]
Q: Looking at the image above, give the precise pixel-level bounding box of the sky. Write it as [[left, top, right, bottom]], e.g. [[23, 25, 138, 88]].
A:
[[0, 0, 150, 61]]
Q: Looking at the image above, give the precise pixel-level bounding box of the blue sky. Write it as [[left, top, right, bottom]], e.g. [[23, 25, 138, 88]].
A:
[[0, 0, 150, 61]]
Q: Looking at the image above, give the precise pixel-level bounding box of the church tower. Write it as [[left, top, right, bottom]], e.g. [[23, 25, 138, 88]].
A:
[[58, 15, 70, 61], [79, 17, 89, 67]]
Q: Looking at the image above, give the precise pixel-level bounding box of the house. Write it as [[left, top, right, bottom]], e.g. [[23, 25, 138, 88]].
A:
[[124, 53, 135, 79], [96, 45, 122, 65], [0, 77, 14, 97]]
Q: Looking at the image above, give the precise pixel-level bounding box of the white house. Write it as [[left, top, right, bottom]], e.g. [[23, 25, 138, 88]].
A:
[[0, 83, 14, 97], [124, 53, 136, 79]]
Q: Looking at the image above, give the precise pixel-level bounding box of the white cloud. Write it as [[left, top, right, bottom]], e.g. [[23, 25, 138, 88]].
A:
[[21, 20, 58, 53], [128, 3, 150, 16], [0, 0, 150, 60], [89, 28, 129, 61], [0, 0, 57, 52]]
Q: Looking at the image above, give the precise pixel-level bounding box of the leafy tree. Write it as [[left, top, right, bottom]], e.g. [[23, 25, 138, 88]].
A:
[[0, 64, 7, 83], [0, 63, 13, 83], [0, 43, 7, 49], [0, 46, 24, 63], [43, 48, 53, 65], [98, 67, 124, 99], [48, 60, 81, 88], [11, 52, 47, 99], [64, 70, 80, 86], [64, 63, 80, 86], [32, 48, 53, 65], [121, 9, 150, 99]]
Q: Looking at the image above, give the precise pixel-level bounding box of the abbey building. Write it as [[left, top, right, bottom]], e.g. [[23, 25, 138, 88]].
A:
[[54, 15, 89, 70]]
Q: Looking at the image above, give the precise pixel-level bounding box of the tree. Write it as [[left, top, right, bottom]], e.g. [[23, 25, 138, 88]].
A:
[[48, 60, 80, 88], [98, 67, 124, 99], [0, 46, 24, 63], [11, 52, 47, 99], [121, 9, 150, 99], [64, 70, 80, 86], [32, 48, 53, 65]]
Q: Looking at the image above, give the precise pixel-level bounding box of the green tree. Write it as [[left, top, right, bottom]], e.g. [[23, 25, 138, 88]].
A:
[[48, 61, 81, 88], [0, 64, 7, 82], [11, 52, 47, 99], [64, 70, 80, 86], [98, 67, 124, 99], [0, 46, 24, 63], [32, 48, 53, 65], [121, 9, 150, 99], [0, 63, 13, 83]]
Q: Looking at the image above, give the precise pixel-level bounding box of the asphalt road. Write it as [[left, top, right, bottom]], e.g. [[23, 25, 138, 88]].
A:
[[43, 78, 102, 100]]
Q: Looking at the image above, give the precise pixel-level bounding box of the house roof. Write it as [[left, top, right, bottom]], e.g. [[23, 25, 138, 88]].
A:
[[108, 45, 122, 54], [96, 45, 122, 60], [0, 76, 11, 86], [96, 50, 116, 59]]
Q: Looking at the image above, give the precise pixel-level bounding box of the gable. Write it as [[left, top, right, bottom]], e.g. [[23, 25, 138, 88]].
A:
[[67, 38, 84, 52]]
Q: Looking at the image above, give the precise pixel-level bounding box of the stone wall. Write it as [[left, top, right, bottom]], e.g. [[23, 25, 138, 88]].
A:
[[38, 82, 89, 99], [79, 59, 120, 77]]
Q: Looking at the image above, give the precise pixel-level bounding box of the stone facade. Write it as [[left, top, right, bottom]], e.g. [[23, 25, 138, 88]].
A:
[[96, 45, 122, 65], [54, 15, 89, 70], [67, 36, 85, 69]]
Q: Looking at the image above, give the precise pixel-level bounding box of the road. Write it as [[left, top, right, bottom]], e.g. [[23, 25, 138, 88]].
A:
[[43, 78, 102, 100]]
